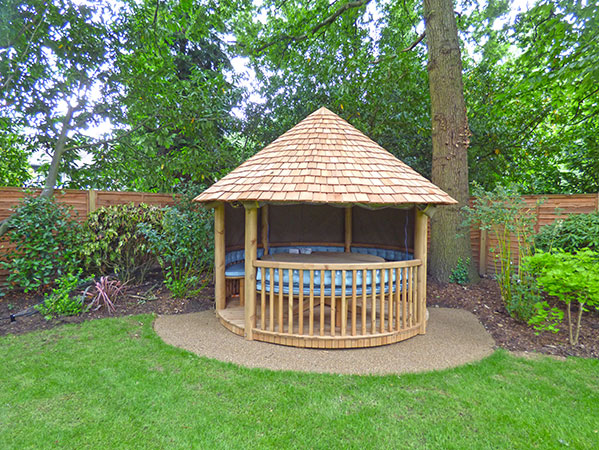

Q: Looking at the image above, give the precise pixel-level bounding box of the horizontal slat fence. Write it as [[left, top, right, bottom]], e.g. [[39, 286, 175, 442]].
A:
[[472, 193, 599, 275], [0, 187, 176, 281], [1, 188, 597, 280]]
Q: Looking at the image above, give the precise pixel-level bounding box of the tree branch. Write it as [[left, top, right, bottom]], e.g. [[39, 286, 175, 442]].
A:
[[254, 0, 372, 54], [371, 32, 426, 64]]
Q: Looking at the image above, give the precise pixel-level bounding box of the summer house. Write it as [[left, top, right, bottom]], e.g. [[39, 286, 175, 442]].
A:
[[195, 107, 456, 348]]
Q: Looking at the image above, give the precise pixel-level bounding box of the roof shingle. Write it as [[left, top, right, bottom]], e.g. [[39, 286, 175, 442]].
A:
[[195, 107, 456, 205]]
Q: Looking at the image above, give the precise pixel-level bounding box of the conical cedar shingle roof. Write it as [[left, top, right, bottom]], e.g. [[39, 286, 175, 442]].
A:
[[195, 107, 456, 205]]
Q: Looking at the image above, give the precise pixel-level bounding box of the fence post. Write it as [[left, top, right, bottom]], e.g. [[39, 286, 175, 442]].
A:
[[87, 189, 97, 215], [478, 229, 487, 276]]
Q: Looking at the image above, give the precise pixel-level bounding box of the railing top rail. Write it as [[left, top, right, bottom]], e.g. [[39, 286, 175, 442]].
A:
[[253, 259, 422, 271]]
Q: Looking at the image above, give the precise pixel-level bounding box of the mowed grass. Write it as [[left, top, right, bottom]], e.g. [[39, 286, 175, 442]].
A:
[[0, 316, 598, 449]]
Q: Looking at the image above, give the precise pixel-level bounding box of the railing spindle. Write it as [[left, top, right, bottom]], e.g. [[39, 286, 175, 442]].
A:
[[341, 270, 347, 336], [288, 269, 293, 334], [408, 266, 413, 327], [371, 269, 377, 333], [299, 269, 304, 335], [309, 270, 314, 336], [351, 269, 357, 336], [320, 271, 325, 336], [269, 268, 274, 332], [380, 269, 385, 333], [395, 267, 400, 331], [260, 269, 266, 330], [278, 268, 284, 332], [402, 267, 407, 330], [413, 266, 418, 328], [330, 272, 336, 336], [361, 269, 367, 335]]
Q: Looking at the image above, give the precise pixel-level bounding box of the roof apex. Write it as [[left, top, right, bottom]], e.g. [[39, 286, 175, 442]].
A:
[[196, 107, 457, 205]]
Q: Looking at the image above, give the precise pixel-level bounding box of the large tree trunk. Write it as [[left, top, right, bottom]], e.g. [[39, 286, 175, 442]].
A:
[[423, 0, 477, 282]]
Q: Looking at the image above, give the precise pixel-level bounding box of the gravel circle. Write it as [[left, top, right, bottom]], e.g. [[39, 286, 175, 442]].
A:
[[154, 307, 495, 375]]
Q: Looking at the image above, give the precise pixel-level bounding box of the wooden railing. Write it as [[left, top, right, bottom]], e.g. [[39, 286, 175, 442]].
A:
[[251, 259, 423, 347]]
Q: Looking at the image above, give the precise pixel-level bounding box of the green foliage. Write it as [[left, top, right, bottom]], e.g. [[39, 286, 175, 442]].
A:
[[0, 121, 32, 186], [463, 184, 541, 312], [35, 270, 89, 320], [1, 195, 81, 293], [524, 249, 599, 345], [507, 273, 542, 322], [138, 204, 213, 298], [449, 257, 470, 285], [535, 211, 599, 253], [528, 300, 564, 335], [80, 203, 164, 283]]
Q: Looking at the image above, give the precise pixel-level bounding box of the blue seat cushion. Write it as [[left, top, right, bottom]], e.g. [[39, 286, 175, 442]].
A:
[[225, 262, 245, 278]]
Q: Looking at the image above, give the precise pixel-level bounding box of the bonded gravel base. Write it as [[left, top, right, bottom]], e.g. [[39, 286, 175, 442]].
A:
[[154, 307, 495, 375]]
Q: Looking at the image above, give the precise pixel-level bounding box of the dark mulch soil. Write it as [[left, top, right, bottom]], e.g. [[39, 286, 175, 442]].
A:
[[428, 278, 599, 359], [0, 273, 214, 337], [2, 273, 597, 360]]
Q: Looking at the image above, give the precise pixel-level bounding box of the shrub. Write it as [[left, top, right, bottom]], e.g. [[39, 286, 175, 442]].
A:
[[1, 194, 82, 293], [524, 248, 599, 345], [507, 273, 542, 322], [139, 205, 213, 298], [80, 203, 164, 282], [535, 211, 599, 253], [86, 276, 125, 314], [449, 257, 470, 285], [463, 184, 542, 319], [36, 270, 89, 320]]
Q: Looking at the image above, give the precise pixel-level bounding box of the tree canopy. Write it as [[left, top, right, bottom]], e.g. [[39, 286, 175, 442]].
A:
[[0, 0, 597, 194]]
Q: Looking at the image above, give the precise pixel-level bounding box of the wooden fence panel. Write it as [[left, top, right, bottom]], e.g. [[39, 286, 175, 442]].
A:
[[1, 188, 597, 281], [0, 188, 177, 282]]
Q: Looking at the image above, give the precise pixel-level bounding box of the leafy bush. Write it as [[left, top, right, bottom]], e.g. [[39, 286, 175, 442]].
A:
[[36, 270, 89, 320], [80, 203, 164, 282], [524, 248, 599, 345], [463, 184, 542, 319], [449, 257, 470, 285], [139, 205, 213, 298], [535, 211, 599, 253], [1, 195, 82, 293], [507, 273, 542, 322]]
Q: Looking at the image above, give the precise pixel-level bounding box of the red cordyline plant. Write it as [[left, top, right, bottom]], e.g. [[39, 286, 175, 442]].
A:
[[87, 276, 126, 314]]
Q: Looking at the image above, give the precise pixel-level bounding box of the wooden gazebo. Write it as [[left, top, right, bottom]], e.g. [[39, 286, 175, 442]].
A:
[[195, 107, 456, 348]]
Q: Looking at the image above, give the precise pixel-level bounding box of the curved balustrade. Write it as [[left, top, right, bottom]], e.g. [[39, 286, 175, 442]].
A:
[[244, 259, 425, 348]]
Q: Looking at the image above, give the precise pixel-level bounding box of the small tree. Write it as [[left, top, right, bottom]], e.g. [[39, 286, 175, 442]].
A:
[[463, 185, 542, 318], [525, 249, 599, 345]]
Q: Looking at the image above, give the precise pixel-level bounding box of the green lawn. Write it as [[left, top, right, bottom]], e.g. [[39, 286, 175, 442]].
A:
[[1, 316, 597, 449]]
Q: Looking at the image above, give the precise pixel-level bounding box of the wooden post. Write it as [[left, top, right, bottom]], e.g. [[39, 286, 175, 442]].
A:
[[414, 207, 428, 334], [261, 205, 269, 255], [244, 205, 258, 340], [88, 189, 97, 214], [214, 203, 226, 311], [344, 206, 352, 252], [479, 229, 487, 277]]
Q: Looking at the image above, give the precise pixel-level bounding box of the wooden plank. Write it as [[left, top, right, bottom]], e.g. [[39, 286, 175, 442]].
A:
[[214, 204, 226, 311], [320, 272, 325, 336], [371, 269, 376, 333], [351, 269, 357, 336], [269, 268, 274, 332], [341, 270, 347, 336], [361, 269, 367, 335], [380, 268, 385, 333], [298, 269, 304, 335], [278, 268, 284, 332], [260, 273, 266, 330], [330, 272, 336, 337], [288, 269, 293, 333], [309, 270, 315, 336], [479, 229, 487, 276], [243, 206, 258, 340]]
